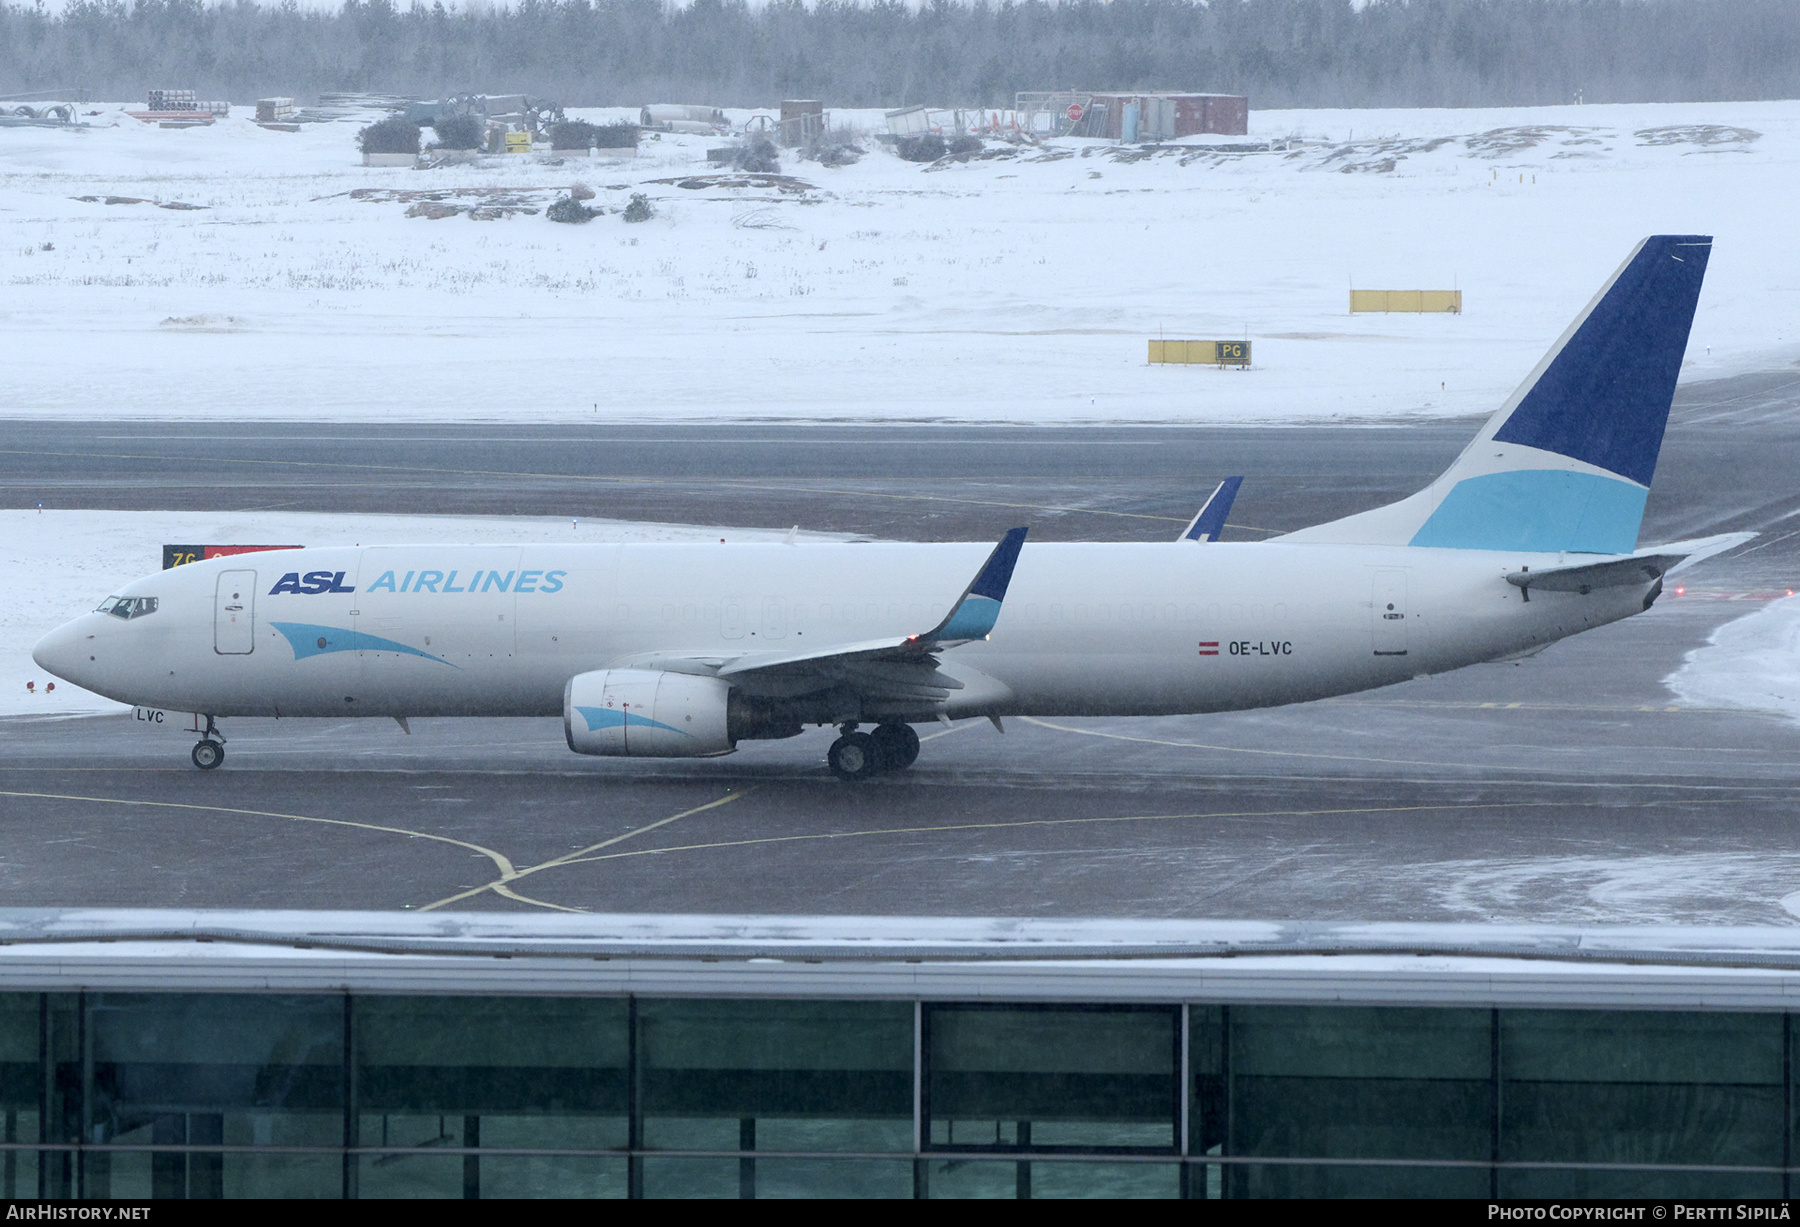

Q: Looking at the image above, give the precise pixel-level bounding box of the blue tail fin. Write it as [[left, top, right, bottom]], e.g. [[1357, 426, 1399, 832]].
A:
[[1286, 236, 1712, 554], [1180, 477, 1243, 542], [1490, 235, 1710, 485]]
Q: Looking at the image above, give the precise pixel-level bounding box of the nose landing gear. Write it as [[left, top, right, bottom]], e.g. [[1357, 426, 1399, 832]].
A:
[[191, 714, 226, 771], [827, 722, 921, 780]]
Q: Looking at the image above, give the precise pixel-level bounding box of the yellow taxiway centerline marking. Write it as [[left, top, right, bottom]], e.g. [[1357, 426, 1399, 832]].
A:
[[547, 797, 1741, 871], [0, 789, 517, 879], [1015, 716, 1729, 771], [414, 788, 752, 913]]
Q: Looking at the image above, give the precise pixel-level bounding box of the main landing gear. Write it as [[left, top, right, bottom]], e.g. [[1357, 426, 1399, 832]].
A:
[[827, 722, 921, 781], [191, 715, 226, 771]]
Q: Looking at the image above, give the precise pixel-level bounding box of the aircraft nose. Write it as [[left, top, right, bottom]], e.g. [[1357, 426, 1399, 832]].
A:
[[32, 618, 90, 684]]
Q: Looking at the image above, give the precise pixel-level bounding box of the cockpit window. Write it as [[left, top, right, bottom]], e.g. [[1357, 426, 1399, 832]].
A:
[[96, 596, 158, 620]]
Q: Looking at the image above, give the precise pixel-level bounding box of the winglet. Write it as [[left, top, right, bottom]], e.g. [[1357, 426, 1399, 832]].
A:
[[1179, 477, 1243, 542], [924, 527, 1029, 643]]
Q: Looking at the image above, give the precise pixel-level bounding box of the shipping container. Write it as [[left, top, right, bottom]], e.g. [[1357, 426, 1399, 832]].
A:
[[1088, 92, 1248, 140]]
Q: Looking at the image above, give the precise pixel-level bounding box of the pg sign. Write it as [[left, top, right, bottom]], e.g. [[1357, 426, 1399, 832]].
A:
[[1147, 340, 1252, 367]]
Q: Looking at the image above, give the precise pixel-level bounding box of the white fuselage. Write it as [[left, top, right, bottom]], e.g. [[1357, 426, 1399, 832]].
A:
[[34, 541, 1650, 722]]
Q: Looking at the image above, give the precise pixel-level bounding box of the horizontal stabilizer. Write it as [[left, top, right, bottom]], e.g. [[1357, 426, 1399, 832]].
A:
[[1179, 477, 1243, 543], [1505, 531, 1754, 596], [1506, 555, 1682, 596], [1660, 531, 1758, 575]]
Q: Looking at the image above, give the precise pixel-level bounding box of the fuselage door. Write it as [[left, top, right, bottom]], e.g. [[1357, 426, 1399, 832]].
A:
[[214, 569, 256, 655], [721, 597, 746, 640], [1372, 569, 1408, 656], [761, 596, 788, 640]]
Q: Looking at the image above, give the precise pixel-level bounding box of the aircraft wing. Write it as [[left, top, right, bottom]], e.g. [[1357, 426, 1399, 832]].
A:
[[617, 528, 1027, 709], [716, 526, 1027, 682]]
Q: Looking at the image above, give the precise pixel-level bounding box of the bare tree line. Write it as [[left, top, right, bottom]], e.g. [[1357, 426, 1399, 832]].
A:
[[2, 0, 1796, 110]]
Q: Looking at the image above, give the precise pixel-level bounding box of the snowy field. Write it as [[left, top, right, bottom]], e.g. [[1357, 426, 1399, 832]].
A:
[[1, 508, 844, 717], [1, 98, 1797, 424], [1666, 594, 1800, 725]]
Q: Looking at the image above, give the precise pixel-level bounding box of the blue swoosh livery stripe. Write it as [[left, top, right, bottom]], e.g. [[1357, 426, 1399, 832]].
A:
[[1409, 470, 1648, 554], [574, 706, 690, 737], [270, 622, 459, 668]]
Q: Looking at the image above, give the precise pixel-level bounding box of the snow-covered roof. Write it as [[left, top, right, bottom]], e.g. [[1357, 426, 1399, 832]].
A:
[[6, 909, 1800, 1008]]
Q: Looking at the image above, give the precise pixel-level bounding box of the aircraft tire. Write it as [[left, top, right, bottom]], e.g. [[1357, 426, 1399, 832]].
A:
[[870, 723, 920, 771], [191, 740, 225, 771], [827, 732, 880, 781]]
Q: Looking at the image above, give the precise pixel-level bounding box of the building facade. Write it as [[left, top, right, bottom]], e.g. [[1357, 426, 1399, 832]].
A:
[[1, 912, 1794, 1199]]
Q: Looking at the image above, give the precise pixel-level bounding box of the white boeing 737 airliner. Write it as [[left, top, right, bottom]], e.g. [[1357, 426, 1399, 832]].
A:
[[34, 235, 1745, 778]]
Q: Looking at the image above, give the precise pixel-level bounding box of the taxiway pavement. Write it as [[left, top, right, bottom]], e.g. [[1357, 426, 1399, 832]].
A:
[[4, 370, 1799, 923]]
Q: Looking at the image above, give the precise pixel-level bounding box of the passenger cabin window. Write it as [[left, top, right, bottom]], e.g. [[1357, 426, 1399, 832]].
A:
[[97, 596, 158, 620]]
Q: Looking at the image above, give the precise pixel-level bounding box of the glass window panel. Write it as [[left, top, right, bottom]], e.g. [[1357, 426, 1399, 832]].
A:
[[89, 993, 344, 1128], [924, 1159, 1178, 1198], [356, 1152, 463, 1199], [645, 1116, 740, 1152], [1501, 1010, 1783, 1169], [44, 993, 80, 1198], [97, 1150, 339, 1199], [749, 1158, 914, 1198], [0, 995, 39, 1201], [926, 1005, 1177, 1150], [1, 1141, 38, 1202], [476, 1155, 626, 1199], [86, 993, 343, 1199], [637, 1000, 912, 1152], [1026, 1160, 1180, 1199], [1229, 1160, 1490, 1199], [480, 1114, 622, 1152], [1190, 1005, 1225, 1157], [358, 1150, 628, 1199], [923, 1159, 1021, 1198], [640, 1156, 739, 1198], [353, 996, 626, 1153], [1186, 1161, 1223, 1200], [1500, 1167, 1784, 1200], [356, 1108, 475, 1192], [1229, 1006, 1493, 1162], [753, 1117, 911, 1153], [220, 1152, 341, 1199]]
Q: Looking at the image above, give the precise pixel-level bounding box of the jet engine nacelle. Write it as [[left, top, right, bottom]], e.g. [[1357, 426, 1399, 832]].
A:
[[564, 669, 734, 757]]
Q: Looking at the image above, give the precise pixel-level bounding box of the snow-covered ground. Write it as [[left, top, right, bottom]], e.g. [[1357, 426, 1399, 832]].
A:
[[2, 99, 1796, 423], [1, 508, 845, 717], [1666, 594, 1800, 725]]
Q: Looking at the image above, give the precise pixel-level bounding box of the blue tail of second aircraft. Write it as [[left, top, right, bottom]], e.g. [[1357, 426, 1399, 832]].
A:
[[1286, 235, 1712, 555], [1180, 476, 1243, 542]]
